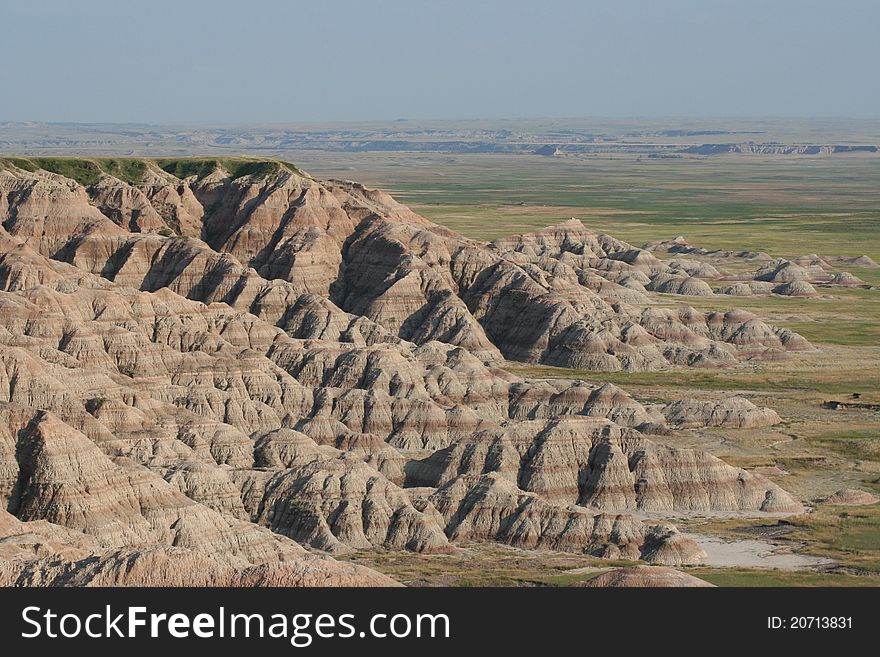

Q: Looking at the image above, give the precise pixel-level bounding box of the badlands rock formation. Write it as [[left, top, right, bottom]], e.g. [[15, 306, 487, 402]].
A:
[[645, 237, 869, 297], [0, 158, 809, 584], [405, 415, 798, 514], [0, 510, 397, 587], [662, 397, 782, 429], [0, 160, 815, 372], [819, 489, 879, 506], [581, 565, 714, 587]]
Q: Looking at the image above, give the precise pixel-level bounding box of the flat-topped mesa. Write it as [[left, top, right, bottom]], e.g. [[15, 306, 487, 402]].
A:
[[0, 158, 812, 372]]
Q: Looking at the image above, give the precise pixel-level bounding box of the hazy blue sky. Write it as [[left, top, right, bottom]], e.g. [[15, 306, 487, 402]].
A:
[[2, 0, 878, 123]]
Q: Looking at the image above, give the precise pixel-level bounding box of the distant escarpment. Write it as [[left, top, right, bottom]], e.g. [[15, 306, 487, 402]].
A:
[[0, 158, 807, 584]]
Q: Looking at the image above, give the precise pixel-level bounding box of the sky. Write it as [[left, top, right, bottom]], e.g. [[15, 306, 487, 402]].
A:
[[2, 0, 878, 123]]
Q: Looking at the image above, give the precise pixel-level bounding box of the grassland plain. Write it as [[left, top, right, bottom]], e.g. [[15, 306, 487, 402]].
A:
[[303, 151, 880, 586]]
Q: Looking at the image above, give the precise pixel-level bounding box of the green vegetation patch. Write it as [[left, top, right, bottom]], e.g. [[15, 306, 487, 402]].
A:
[[155, 158, 221, 180], [807, 428, 880, 461], [784, 504, 880, 572], [2, 155, 307, 186], [0, 157, 38, 172], [97, 158, 148, 184], [5, 156, 151, 186], [30, 158, 103, 186], [281, 161, 310, 178], [225, 160, 281, 179], [690, 567, 880, 587], [155, 158, 299, 181], [696, 502, 880, 576]]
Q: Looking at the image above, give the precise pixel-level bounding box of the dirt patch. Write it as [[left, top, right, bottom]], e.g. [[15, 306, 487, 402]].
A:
[[690, 534, 832, 570]]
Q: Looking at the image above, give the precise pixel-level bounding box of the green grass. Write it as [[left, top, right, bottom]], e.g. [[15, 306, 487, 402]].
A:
[[784, 504, 880, 572], [808, 429, 880, 461], [225, 160, 281, 179], [690, 568, 880, 587], [155, 158, 219, 179], [0, 156, 37, 172], [97, 157, 148, 184], [155, 157, 304, 180], [415, 203, 880, 261], [1, 156, 307, 185], [1, 156, 148, 185], [305, 153, 880, 262], [29, 157, 104, 186], [695, 503, 880, 577], [281, 161, 311, 178]]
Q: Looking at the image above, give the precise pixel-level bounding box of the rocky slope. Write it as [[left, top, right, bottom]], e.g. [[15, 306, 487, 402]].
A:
[[818, 489, 879, 506], [0, 158, 809, 584], [581, 565, 714, 587], [0, 509, 397, 586]]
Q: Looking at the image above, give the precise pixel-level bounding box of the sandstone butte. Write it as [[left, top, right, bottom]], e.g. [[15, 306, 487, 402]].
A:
[[0, 158, 809, 586]]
